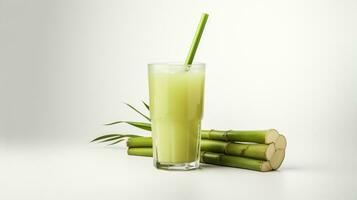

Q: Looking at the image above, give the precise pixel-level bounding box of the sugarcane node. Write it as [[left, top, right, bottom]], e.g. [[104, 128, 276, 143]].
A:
[[218, 153, 223, 163], [224, 142, 230, 154], [240, 145, 248, 156], [223, 130, 230, 141], [200, 151, 207, 162], [208, 129, 214, 139]]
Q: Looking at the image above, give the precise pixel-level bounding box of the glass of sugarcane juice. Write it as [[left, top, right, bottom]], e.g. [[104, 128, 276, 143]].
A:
[[148, 63, 205, 170]]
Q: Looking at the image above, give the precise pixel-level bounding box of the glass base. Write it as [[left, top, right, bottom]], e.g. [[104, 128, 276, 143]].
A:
[[154, 159, 200, 171]]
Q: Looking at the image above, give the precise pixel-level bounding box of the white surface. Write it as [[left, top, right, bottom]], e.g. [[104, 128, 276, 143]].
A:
[[1, 0, 357, 199], [1, 143, 356, 200]]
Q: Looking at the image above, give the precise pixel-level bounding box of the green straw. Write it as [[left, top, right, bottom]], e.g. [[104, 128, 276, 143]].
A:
[[184, 13, 209, 65]]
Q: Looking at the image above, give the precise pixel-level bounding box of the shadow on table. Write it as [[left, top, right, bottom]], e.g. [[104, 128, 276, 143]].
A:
[[199, 163, 303, 172], [199, 163, 220, 169]]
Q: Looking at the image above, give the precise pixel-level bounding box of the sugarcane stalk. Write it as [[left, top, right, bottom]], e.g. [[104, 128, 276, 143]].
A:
[[128, 147, 152, 157], [127, 147, 152, 157], [202, 140, 276, 160], [127, 137, 276, 160], [127, 136, 152, 147], [127, 147, 272, 172], [200, 151, 272, 172], [201, 129, 279, 144]]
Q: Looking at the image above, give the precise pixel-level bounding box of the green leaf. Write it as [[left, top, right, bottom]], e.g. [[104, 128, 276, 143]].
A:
[[124, 103, 151, 121], [91, 133, 142, 143], [90, 134, 121, 142], [99, 136, 123, 143], [101, 134, 141, 144], [107, 139, 125, 146], [123, 134, 143, 138], [105, 121, 152, 131], [142, 101, 150, 111]]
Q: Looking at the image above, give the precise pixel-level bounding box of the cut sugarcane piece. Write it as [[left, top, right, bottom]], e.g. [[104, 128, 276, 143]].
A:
[[274, 134, 287, 150], [201, 139, 275, 160], [201, 129, 279, 144], [269, 149, 285, 170], [127, 147, 272, 172], [128, 147, 152, 157], [201, 151, 272, 172]]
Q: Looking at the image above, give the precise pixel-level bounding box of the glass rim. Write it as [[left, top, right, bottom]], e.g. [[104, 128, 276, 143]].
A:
[[148, 62, 205, 71], [148, 62, 205, 67]]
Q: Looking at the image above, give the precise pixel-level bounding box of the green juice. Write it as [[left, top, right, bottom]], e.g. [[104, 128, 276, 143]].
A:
[[148, 64, 205, 164]]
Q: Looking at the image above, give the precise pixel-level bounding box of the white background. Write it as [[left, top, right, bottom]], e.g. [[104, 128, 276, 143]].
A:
[[0, 0, 356, 199]]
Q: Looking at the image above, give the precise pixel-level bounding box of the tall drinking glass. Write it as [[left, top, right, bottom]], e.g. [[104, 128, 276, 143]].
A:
[[148, 63, 205, 170]]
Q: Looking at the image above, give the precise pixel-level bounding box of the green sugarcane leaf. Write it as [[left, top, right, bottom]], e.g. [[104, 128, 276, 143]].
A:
[[122, 134, 143, 138], [105, 121, 152, 131], [107, 139, 125, 146], [142, 101, 150, 111], [90, 134, 121, 142], [101, 135, 140, 143], [124, 103, 151, 121], [92, 134, 142, 143], [98, 136, 124, 143]]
